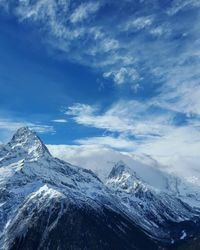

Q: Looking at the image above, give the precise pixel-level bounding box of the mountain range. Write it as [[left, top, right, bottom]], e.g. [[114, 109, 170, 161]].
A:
[[0, 127, 200, 250]]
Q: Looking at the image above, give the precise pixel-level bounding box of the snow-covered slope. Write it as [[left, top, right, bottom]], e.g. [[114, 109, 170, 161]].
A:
[[106, 161, 200, 243], [0, 127, 158, 250]]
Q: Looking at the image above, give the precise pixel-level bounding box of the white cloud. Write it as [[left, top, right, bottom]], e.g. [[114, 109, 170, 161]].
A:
[[103, 67, 139, 85], [67, 103, 133, 133], [66, 101, 174, 137], [47, 144, 168, 186], [135, 126, 200, 159], [69, 2, 100, 23], [84, 37, 120, 56], [69, 110, 200, 167], [48, 143, 200, 194], [149, 24, 171, 37], [0, 119, 54, 143], [66, 103, 95, 117], [47, 124, 200, 185], [47, 144, 130, 181], [123, 16, 154, 31], [16, 0, 69, 23], [133, 125, 200, 183], [167, 0, 200, 15], [75, 135, 137, 150], [154, 57, 200, 116], [0, 119, 54, 133], [51, 119, 67, 123]]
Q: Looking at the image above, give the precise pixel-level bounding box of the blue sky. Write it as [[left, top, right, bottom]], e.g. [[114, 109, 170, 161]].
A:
[[0, 0, 200, 162]]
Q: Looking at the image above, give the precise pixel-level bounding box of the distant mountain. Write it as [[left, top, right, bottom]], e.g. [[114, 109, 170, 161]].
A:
[[47, 144, 200, 208], [0, 127, 200, 250], [106, 161, 200, 244]]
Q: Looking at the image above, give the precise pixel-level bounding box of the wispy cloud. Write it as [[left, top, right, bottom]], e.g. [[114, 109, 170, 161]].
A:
[[65, 100, 200, 170], [167, 0, 200, 15], [122, 16, 154, 31], [136, 126, 200, 159], [66, 101, 174, 138], [0, 118, 54, 143], [103, 67, 139, 86], [51, 119, 67, 123], [1, 0, 200, 92], [0, 119, 54, 133], [75, 135, 137, 151], [69, 2, 100, 24], [1, 1, 199, 126]]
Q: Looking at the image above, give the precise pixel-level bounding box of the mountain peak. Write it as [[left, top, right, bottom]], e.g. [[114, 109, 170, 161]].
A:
[[8, 126, 51, 159], [11, 126, 36, 139], [107, 160, 140, 187], [10, 127, 40, 146], [108, 160, 128, 179]]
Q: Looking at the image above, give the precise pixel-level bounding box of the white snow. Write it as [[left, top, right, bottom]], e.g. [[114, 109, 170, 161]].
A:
[[180, 230, 187, 240]]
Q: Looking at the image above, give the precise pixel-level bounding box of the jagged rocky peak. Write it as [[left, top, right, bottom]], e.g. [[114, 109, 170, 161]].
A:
[[10, 126, 40, 144], [107, 160, 142, 192], [108, 160, 131, 179], [108, 160, 126, 178], [7, 126, 51, 159]]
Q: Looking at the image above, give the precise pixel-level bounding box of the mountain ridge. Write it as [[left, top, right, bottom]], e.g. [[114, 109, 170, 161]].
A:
[[0, 127, 200, 249], [0, 127, 159, 250], [106, 161, 200, 243]]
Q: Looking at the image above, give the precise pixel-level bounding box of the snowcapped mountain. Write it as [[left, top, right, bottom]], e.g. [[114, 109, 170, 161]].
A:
[[106, 161, 200, 244], [47, 144, 170, 185], [0, 127, 200, 250], [48, 144, 200, 208], [0, 127, 158, 250]]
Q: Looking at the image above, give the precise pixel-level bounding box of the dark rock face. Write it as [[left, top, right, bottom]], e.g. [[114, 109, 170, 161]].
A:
[[7, 198, 158, 250], [169, 234, 200, 250]]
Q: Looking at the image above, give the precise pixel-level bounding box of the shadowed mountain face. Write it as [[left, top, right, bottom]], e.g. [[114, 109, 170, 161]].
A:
[[173, 235, 200, 250], [0, 127, 158, 250], [0, 127, 200, 250], [8, 199, 157, 250]]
